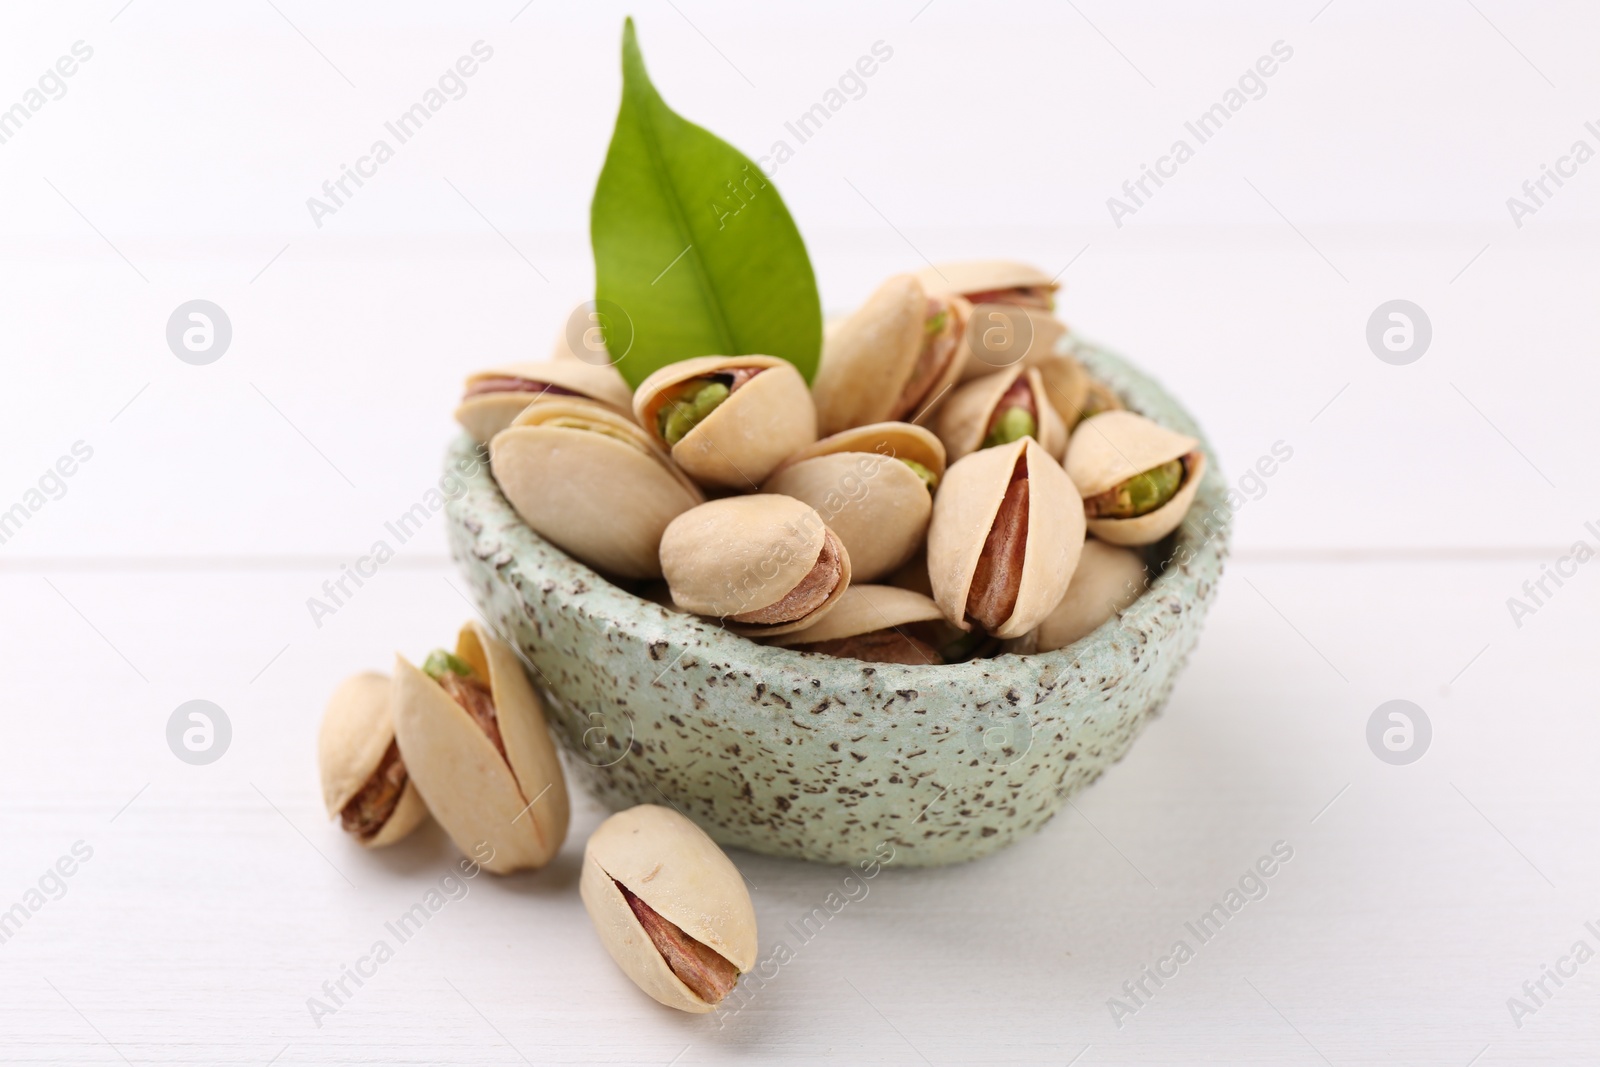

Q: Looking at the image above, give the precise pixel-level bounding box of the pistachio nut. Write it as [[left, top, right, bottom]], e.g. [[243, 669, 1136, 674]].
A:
[[454, 360, 633, 445], [761, 422, 945, 582], [914, 261, 1066, 382], [812, 274, 971, 435], [1011, 539, 1148, 653], [490, 398, 704, 579], [579, 804, 757, 1013], [1031, 352, 1092, 432], [886, 546, 934, 598], [914, 259, 1059, 311], [770, 584, 947, 664], [1078, 376, 1125, 421], [933, 364, 1067, 464], [317, 671, 429, 848], [660, 494, 852, 637], [1064, 411, 1205, 546], [633, 355, 817, 489], [391, 622, 570, 874], [927, 436, 1086, 639]]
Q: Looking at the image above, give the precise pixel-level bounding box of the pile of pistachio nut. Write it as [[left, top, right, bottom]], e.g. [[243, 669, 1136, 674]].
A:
[[315, 260, 1209, 1014], [318, 624, 754, 1013], [462, 260, 1206, 661]]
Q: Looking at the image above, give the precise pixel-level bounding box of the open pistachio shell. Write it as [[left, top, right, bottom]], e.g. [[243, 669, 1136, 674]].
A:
[[957, 305, 1068, 383], [489, 399, 704, 579], [660, 495, 852, 637], [580, 804, 758, 1013], [391, 622, 570, 875], [454, 360, 633, 445], [317, 671, 428, 848], [813, 275, 970, 435], [926, 436, 1086, 639], [633, 356, 817, 490], [761, 423, 945, 582], [913, 262, 1064, 382], [933, 365, 1067, 464], [913, 260, 1059, 301], [1012, 539, 1149, 653], [1031, 352, 1092, 430], [769, 584, 944, 645], [1079, 377, 1125, 420], [1065, 411, 1205, 546]]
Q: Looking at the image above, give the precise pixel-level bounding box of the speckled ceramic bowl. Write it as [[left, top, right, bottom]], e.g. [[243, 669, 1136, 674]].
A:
[[445, 342, 1228, 867]]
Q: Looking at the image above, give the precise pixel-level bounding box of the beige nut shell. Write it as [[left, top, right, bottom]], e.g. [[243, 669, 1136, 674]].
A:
[[927, 437, 1086, 639], [391, 622, 570, 875], [659, 495, 852, 636], [633, 356, 817, 489], [813, 275, 969, 435], [761, 423, 945, 583], [454, 360, 632, 445], [769, 584, 945, 647], [1022, 539, 1149, 653], [317, 671, 429, 848], [579, 804, 758, 1014], [933, 365, 1067, 464], [1031, 352, 1091, 429], [958, 305, 1069, 384], [1065, 411, 1205, 546], [913, 260, 1058, 297], [1079, 377, 1126, 420], [912, 262, 1063, 384], [490, 398, 704, 579]]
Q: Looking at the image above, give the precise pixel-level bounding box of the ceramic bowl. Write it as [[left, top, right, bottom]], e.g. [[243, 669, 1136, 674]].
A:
[[445, 342, 1228, 867]]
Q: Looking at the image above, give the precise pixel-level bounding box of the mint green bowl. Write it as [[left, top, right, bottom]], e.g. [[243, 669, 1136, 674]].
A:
[[445, 343, 1228, 866]]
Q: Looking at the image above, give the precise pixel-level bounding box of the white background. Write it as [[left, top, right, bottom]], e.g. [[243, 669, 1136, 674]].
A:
[[2, 1, 1597, 1064]]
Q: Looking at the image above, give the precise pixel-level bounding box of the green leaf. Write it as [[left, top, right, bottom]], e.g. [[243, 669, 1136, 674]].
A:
[[592, 18, 822, 389]]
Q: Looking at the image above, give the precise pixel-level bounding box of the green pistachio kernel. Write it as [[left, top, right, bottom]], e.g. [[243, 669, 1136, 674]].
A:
[[658, 380, 730, 446], [924, 309, 948, 336], [1094, 458, 1185, 518], [981, 407, 1037, 449], [901, 458, 939, 490], [422, 649, 473, 681]]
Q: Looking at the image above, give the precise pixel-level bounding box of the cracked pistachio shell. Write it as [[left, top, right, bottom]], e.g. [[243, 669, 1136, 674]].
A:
[[769, 584, 944, 647], [454, 360, 633, 445], [659, 495, 852, 637], [580, 805, 757, 1013], [913, 262, 1063, 384], [633, 356, 817, 489], [1079, 376, 1125, 420], [957, 304, 1069, 384], [760, 423, 945, 582], [933, 365, 1067, 464], [1011, 539, 1148, 653], [1065, 411, 1205, 546], [317, 671, 428, 848], [927, 437, 1086, 639], [391, 622, 570, 875], [1032, 352, 1091, 430], [913, 259, 1059, 298], [813, 274, 970, 435], [489, 398, 704, 579]]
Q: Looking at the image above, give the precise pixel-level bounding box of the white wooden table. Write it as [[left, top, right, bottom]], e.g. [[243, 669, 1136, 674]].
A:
[[3, 2, 1597, 1063]]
